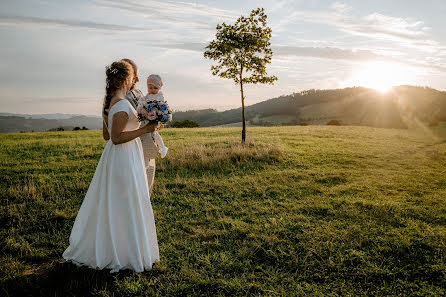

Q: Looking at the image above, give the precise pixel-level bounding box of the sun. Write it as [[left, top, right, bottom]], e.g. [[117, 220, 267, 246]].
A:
[[352, 61, 411, 93]]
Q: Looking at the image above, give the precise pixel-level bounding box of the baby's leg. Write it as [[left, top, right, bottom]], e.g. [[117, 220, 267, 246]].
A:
[[153, 131, 166, 148], [153, 131, 168, 158]]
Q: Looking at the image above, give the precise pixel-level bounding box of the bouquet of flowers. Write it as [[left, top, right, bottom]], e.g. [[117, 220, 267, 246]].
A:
[[136, 93, 173, 127]]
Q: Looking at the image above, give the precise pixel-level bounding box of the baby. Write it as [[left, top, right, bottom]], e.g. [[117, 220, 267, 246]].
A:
[[140, 74, 168, 158]]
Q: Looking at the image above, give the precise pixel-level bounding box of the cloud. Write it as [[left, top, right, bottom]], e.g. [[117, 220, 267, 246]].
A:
[[147, 42, 207, 53], [92, 0, 238, 31], [147, 42, 376, 60], [269, 2, 446, 74], [344, 13, 431, 43], [0, 14, 151, 32], [96, 0, 237, 19], [280, 4, 440, 50], [273, 46, 385, 61], [273, 45, 446, 72], [149, 42, 387, 62], [269, 0, 295, 13], [145, 41, 446, 73], [330, 2, 352, 14]]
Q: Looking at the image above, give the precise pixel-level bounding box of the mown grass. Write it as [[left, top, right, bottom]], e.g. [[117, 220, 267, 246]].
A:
[[1, 126, 445, 296]]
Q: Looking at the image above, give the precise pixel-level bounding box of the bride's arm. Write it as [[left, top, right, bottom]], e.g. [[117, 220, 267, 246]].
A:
[[103, 115, 110, 141], [111, 112, 157, 145]]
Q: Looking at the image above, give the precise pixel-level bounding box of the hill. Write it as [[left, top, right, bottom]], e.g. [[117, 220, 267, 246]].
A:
[[0, 126, 445, 296], [0, 113, 93, 120], [1, 86, 445, 133], [173, 86, 446, 128], [0, 115, 101, 133]]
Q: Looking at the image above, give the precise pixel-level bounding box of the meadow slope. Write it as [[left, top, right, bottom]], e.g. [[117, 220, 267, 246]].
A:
[[1, 126, 445, 296]]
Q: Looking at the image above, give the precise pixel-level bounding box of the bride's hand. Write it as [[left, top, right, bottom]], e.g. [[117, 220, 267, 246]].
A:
[[143, 123, 158, 133]]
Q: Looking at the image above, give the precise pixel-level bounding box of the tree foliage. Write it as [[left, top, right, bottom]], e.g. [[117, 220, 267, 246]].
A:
[[204, 8, 277, 85]]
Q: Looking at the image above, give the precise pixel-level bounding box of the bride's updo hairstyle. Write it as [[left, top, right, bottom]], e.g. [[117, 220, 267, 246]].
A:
[[103, 60, 133, 116]]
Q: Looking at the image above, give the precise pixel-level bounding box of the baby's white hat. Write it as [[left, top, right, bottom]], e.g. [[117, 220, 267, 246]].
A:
[[147, 74, 163, 89]]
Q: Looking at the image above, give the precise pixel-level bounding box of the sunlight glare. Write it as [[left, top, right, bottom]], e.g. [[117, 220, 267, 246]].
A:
[[352, 61, 412, 93]]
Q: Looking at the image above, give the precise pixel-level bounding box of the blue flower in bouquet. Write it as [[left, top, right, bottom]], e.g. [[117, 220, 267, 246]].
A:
[[161, 113, 171, 123], [158, 102, 169, 112], [147, 103, 157, 111]]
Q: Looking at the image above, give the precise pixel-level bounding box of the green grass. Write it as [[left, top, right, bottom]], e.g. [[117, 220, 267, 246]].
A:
[[210, 121, 258, 127], [1, 126, 445, 296]]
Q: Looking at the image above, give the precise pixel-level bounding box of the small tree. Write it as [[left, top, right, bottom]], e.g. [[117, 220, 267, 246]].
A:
[[327, 120, 342, 126], [204, 8, 277, 144]]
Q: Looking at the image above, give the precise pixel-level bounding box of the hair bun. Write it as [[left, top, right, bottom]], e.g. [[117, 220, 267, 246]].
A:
[[103, 60, 132, 116]]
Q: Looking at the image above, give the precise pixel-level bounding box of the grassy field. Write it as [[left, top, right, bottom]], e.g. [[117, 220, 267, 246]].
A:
[[1, 126, 445, 296]]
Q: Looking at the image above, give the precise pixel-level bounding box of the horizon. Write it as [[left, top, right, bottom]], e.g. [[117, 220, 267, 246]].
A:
[[1, 0, 445, 115], [1, 84, 444, 116]]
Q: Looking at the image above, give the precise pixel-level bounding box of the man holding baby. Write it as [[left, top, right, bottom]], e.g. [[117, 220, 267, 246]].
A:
[[120, 58, 158, 196]]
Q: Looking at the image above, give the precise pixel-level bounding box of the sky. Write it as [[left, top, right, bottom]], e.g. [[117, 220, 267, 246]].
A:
[[0, 0, 445, 115]]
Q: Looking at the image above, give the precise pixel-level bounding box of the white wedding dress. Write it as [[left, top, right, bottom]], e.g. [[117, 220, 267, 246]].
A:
[[62, 99, 160, 273]]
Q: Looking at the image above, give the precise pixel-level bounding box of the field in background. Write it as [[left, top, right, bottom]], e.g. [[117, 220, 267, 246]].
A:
[[1, 126, 445, 296]]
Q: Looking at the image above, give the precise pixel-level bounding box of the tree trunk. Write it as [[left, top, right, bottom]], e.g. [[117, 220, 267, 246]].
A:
[[240, 71, 246, 145]]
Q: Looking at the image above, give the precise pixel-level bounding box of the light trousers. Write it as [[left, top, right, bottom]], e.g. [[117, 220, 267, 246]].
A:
[[145, 158, 156, 197]]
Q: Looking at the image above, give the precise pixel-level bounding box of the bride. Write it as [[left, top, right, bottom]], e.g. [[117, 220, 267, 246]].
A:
[[62, 60, 160, 273]]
